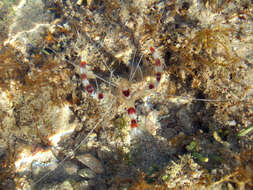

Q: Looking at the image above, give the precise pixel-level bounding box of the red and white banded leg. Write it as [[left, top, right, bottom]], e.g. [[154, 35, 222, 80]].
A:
[[127, 106, 143, 137], [79, 60, 103, 101], [149, 46, 164, 87], [127, 107, 138, 129], [120, 82, 143, 137]]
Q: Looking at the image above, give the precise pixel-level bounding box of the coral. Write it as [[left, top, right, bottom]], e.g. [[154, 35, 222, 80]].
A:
[[211, 151, 253, 189], [129, 173, 166, 190], [160, 154, 208, 189], [0, 141, 16, 189], [202, 0, 232, 12], [0, 46, 27, 91]]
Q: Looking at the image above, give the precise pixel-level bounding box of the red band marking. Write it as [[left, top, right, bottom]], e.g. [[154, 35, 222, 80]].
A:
[[81, 61, 86, 67], [85, 85, 94, 94], [122, 89, 130, 97], [150, 46, 155, 54], [80, 73, 87, 80], [98, 93, 103, 99], [149, 84, 155, 89], [155, 58, 161, 66], [156, 72, 162, 82], [131, 119, 138, 128], [127, 107, 136, 115]]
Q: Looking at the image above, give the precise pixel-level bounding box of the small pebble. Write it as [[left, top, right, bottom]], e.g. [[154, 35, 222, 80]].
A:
[[64, 161, 78, 175], [76, 153, 104, 174], [78, 168, 96, 179]]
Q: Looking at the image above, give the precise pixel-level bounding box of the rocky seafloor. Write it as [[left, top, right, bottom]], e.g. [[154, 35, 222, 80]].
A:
[[0, 0, 253, 190]]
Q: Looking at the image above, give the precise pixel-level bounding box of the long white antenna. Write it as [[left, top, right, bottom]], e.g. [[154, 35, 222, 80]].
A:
[[130, 54, 144, 82], [129, 49, 137, 81], [93, 73, 118, 87]]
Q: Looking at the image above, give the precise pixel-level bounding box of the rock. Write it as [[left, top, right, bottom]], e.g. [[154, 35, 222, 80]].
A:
[[76, 153, 104, 174], [4, 0, 54, 55], [59, 180, 74, 190], [43, 180, 74, 190], [64, 161, 79, 175], [74, 180, 89, 190], [97, 146, 112, 160], [92, 178, 107, 190], [78, 168, 96, 179], [0, 144, 6, 157], [176, 107, 194, 134]]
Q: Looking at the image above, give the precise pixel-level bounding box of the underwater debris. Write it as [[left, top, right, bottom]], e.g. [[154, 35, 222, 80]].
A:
[[129, 173, 166, 190], [202, 0, 232, 12], [238, 126, 253, 137]]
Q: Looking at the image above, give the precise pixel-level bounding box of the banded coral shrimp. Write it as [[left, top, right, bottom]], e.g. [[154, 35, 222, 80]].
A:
[[4, 0, 253, 189], [14, 44, 168, 189]]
